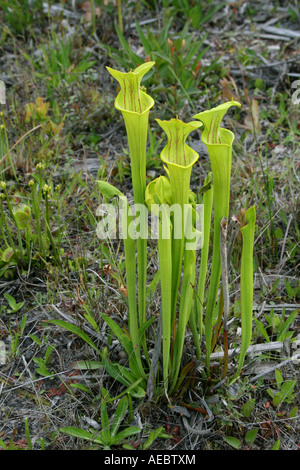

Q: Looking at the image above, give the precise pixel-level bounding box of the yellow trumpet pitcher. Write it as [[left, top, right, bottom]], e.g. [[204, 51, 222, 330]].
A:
[[107, 62, 155, 359], [194, 101, 241, 372]]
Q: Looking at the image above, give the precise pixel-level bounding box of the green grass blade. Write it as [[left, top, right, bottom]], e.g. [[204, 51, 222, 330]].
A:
[[114, 23, 142, 66], [100, 399, 111, 445], [60, 426, 104, 445], [24, 418, 32, 450], [112, 426, 141, 446], [101, 313, 133, 358], [105, 378, 144, 404], [46, 319, 100, 354], [101, 349, 145, 398], [110, 396, 128, 439], [277, 309, 298, 342]]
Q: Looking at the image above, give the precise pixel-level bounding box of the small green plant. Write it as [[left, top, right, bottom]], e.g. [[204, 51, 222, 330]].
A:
[[224, 427, 259, 450], [60, 393, 141, 450], [0, 0, 45, 37], [284, 278, 300, 301], [23, 33, 96, 90], [8, 313, 27, 357], [3, 293, 25, 313], [272, 439, 281, 450], [254, 308, 298, 343], [235, 205, 256, 377], [159, 0, 226, 29], [0, 164, 64, 278], [33, 345, 55, 377], [267, 369, 297, 408], [140, 426, 171, 451], [0, 417, 34, 450]]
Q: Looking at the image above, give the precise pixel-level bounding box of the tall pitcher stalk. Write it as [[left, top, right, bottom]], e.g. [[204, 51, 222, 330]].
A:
[[146, 118, 201, 393], [194, 101, 241, 373], [156, 118, 201, 326], [107, 62, 155, 360]]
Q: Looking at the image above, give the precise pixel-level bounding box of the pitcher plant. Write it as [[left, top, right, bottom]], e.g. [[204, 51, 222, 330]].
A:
[[97, 63, 257, 397]]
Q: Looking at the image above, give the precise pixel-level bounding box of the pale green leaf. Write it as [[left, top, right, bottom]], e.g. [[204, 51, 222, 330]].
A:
[[111, 396, 128, 439], [245, 428, 258, 446], [272, 439, 281, 450], [112, 426, 141, 445], [46, 319, 100, 354], [60, 426, 104, 445], [224, 436, 241, 449]]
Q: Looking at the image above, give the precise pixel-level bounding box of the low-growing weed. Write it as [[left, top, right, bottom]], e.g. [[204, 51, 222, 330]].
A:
[[267, 369, 297, 408], [23, 33, 96, 91]]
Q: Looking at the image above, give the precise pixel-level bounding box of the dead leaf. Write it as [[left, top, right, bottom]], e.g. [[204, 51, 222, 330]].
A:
[[220, 75, 241, 103], [251, 98, 261, 134], [75, 283, 86, 305], [119, 284, 127, 297], [242, 98, 261, 133], [237, 208, 247, 228], [103, 264, 113, 276]]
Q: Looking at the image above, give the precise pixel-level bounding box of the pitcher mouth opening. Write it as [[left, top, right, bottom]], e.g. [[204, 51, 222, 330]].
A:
[[201, 127, 236, 148], [106, 62, 155, 116], [114, 90, 155, 116]]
